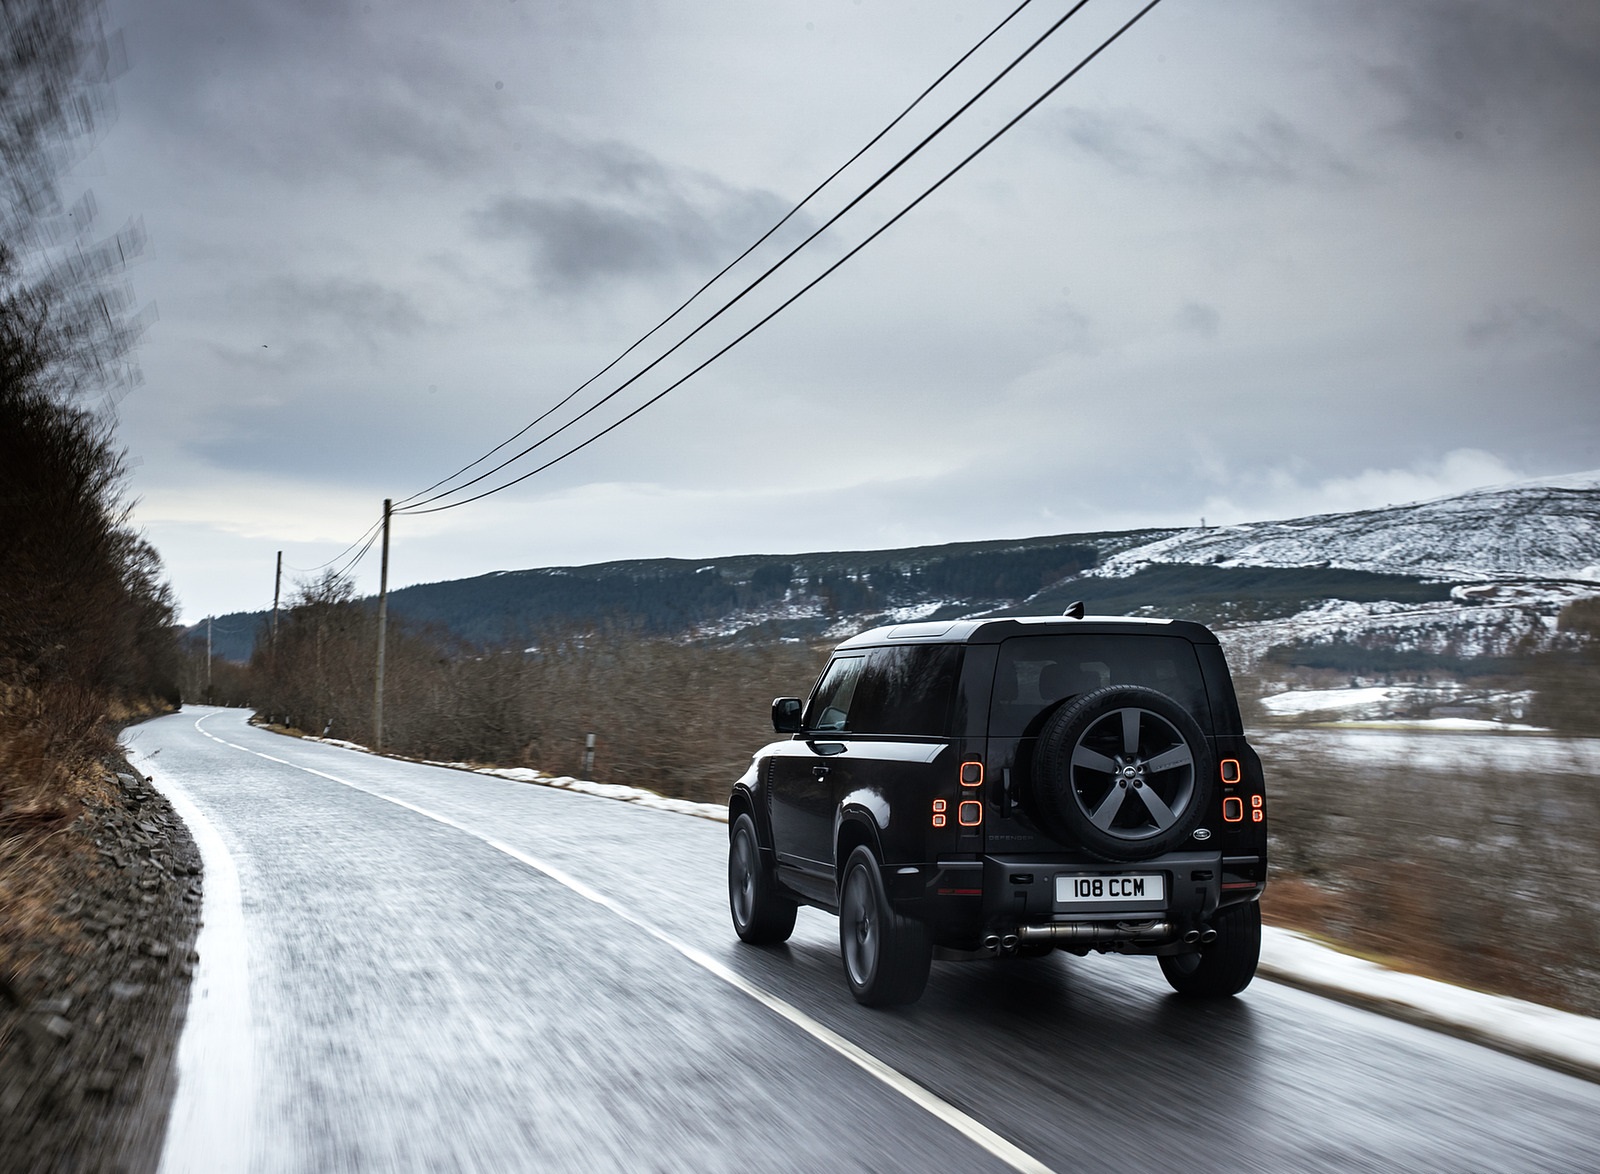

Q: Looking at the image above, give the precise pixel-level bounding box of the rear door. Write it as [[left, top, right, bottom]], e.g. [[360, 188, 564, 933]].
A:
[[984, 632, 1214, 852]]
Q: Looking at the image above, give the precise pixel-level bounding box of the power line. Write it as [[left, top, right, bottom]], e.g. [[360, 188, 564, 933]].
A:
[[397, 0, 1095, 515], [329, 522, 384, 582], [400, 0, 1167, 517], [282, 516, 385, 574], [393, 0, 1042, 511]]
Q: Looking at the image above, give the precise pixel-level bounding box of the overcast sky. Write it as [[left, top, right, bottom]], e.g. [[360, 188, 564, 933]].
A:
[[82, 0, 1600, 622]]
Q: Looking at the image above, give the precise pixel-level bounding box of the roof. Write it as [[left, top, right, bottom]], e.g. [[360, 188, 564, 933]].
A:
[[832, 614, 1220, 650]]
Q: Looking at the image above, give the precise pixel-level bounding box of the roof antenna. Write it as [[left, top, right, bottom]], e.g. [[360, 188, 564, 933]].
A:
[[1062, 601, 1085, 619]]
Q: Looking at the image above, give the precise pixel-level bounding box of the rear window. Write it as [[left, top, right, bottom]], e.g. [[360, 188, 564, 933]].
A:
[[989, 634, 1211, 736], [805, 644, 962, 736]]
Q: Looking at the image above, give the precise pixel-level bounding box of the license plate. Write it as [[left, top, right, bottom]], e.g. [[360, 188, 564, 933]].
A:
[[1055, 874, 1165, 905]]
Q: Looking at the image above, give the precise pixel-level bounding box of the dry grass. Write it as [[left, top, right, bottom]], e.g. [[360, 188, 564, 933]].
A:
[[1261, 734, 1600, 1016], [0, 683, 103, 842], [0, 682, 166, 991], [0, 828, 86, 1001]]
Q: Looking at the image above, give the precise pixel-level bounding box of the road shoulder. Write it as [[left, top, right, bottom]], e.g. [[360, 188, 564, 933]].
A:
[[1261, 927, 1600, 1084]]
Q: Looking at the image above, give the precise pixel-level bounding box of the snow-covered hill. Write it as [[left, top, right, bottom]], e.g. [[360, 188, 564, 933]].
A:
[[1093, 474, 1600, 583], [197, 474, 1600, 681], [1047, 474, 1600, 691]]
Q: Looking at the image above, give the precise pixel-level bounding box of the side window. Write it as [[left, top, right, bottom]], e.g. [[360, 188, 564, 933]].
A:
[[804, 656, 865, 731], [848, 645, 962, 736]]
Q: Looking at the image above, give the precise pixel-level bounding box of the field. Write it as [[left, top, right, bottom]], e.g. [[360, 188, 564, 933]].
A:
[[1258, 727, 1600, 1016]]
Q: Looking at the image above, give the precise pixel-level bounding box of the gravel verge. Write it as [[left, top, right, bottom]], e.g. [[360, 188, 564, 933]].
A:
[[0, 754, 202, 1173]]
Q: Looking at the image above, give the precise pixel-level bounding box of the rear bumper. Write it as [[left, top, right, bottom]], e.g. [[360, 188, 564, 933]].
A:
[[891, 851, 1237, 950]]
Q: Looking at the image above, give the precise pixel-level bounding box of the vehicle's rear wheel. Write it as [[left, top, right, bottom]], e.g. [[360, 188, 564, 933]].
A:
[[1032, 685, 1215, 862], [838, 846, 932, 1006], [729, 813, 797, 944], [1159, 901, 1261, 997]]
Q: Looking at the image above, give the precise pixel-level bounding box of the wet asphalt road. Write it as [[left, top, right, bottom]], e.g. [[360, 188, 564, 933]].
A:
[[127, 708, 1600, 1173]]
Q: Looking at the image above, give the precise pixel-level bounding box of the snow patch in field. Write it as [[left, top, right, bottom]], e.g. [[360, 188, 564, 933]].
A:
[[1256, 686, 1541, 728], [1259, 686, 1400, 717], [1338, 717, 1545, 732], [882, 600, 962, 623]]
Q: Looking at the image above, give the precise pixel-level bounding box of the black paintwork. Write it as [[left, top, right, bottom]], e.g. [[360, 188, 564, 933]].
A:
[[730, 615, 1268, 951]]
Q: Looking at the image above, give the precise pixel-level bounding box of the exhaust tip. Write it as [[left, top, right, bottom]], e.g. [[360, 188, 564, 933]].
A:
[[1182, 930, 1200, 944], [982, 934, 1001, 952], [1000, 934, 1019, 954], [1199, 928, 1218, 944]]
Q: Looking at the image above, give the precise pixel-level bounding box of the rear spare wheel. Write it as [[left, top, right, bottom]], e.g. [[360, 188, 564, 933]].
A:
[[1032, 685, 1214, 861]]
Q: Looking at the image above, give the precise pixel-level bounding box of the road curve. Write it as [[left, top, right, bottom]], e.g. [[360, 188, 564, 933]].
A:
[[126, 708, 1600, 1173]]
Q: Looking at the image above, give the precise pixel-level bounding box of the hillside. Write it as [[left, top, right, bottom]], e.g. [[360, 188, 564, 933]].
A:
[[194, 473, 1600, 672], [1094, 474, 1600, 582]]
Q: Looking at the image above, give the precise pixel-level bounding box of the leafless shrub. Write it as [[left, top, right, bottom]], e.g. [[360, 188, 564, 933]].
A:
[[1262, 732, 1600, 1015], [252, 596, 828, 801], [1527, 598, 1600, 734]]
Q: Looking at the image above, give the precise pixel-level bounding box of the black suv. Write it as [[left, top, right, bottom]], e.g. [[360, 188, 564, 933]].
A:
[[727, 614, 1267, 1006]]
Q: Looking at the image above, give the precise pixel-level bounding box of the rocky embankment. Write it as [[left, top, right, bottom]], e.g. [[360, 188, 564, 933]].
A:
[[0, 759, 201, 1173]]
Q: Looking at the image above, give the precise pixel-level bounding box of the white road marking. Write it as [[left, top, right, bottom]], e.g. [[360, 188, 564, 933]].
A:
[[125, 726, 255, 1174], [188, 712, 1056, 1174]]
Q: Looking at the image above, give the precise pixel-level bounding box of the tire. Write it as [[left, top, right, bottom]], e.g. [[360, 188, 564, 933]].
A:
[[837, 846, 932, 1007], [728, 813, 797, 944], [1032, 685, 1214, 861], [1159, 901, 1261, 997]]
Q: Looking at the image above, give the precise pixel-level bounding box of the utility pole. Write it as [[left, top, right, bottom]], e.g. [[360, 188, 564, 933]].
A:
[[373, 498, 391, 752], [206, 615, 213, 698], [272, 550, 282, 650]]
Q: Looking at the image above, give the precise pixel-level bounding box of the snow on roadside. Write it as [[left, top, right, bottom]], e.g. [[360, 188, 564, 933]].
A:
[[1261, 928, 1600, 1082], [462, 765, 726, 823], [294, 732, 731, 823]]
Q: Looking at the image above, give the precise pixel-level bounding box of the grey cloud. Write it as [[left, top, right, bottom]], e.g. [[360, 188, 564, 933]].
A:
[[1464, 300, 1594, 349], [199, 276, 427, 372], [474, 195, 714, 287], [1354, 1, 1600, 159], [1032, 301, 1096, 355], [120, 0, 519, 182], [1177, 302, 1219, 338], [202, 339, 331, 377], [472, 169, 789, 292], [258, 275, 428, 341], [314, 91, 501, 178], [1052, 107, 1358, 188]]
